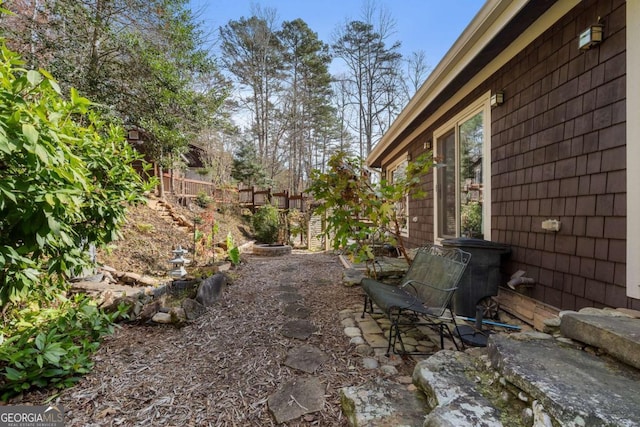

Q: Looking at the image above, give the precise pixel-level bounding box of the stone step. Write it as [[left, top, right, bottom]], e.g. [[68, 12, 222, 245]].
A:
[[413, 350, 502, 426], [341, 378, 429, 426], [488, 333, 640, 427], [560, 311, 640, 370]]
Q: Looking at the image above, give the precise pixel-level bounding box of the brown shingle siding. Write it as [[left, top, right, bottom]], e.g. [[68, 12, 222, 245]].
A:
[[586, 152, 602, 174], [595, 77, 626, 109], [595, 259, 615, 283], [576, 195, 597, 215], [590, 173, 607, 194], [604, 216, 625, 239], [585, 216, 604, 237], [606, 169, 625, 193], [398, 0, 628, 311], [585, 278, 606, 302], [594, 238, 609, 260], [556, 157, 577, 178], [599, 122, 626, 150], [576, 237, 595, 258], [599, 25, 626, 62], [596, 194, 615, 216], [605, 283, 627, 307]]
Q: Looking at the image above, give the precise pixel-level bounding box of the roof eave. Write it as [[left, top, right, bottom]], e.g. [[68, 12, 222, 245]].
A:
[[367, 0, 528, 167]]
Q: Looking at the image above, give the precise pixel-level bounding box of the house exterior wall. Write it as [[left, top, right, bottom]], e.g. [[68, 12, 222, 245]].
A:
[[394, 0, 629, 311]]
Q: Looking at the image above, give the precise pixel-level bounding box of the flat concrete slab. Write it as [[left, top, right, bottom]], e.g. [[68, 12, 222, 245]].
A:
[[488, 333, 640, 427], [284, 345, 328, 373], [560, 312, 640, 370], [413, 350, 502, 427], [268, 377, 325, 423], [281, 319, 317, 340], [341, 377, 428, 426]]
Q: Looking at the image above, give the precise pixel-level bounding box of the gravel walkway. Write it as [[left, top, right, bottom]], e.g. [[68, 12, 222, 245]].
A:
[[23, 250, 414, 426]]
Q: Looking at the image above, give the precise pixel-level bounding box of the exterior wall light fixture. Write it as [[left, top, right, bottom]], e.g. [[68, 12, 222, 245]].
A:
[[490, 91, 504, 107], [579, 20, 604, 50]]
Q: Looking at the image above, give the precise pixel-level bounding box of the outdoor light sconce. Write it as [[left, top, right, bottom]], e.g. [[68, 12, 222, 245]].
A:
[[578, 21, 603, 50], [424, 138, 432, 150], [490, 91, 504, 107]]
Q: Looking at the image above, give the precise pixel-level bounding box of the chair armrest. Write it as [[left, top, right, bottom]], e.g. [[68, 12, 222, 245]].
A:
[[401, 279, 457, 295]]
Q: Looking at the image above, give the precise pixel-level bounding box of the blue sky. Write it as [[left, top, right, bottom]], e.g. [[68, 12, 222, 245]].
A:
[[188, 0, 486, 69]]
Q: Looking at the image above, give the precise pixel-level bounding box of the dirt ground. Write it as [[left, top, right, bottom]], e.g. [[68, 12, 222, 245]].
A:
[[21, 199, 413, 426], [97, 196, 253, 275]]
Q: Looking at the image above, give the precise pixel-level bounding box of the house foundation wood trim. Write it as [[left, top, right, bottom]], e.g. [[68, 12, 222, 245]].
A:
[[496, 287, 560, 331]]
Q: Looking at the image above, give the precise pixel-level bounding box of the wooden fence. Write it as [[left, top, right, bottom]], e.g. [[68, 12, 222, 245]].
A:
[[239, 186, 308, 212], [159, 175, 309, 211], [161, 174, 237, 204]]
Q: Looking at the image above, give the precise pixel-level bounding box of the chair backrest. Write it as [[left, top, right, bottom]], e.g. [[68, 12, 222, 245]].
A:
[[402, 244, 471, 315]]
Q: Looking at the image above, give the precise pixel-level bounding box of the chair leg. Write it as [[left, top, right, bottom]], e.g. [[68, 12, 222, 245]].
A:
[[361, 294, 374, 319], [386, 309, 400, 356], [361, 295, 368, 319], [448, 308, 465, 351]]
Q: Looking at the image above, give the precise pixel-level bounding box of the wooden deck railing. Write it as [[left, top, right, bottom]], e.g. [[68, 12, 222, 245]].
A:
[[161, 174, 237, 203], [238, 186, 308, 212], [160, 175, 309, 211]]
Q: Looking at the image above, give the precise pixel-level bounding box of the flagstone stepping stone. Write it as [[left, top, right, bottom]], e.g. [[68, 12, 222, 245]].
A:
[[276, 292, 303, 303], [283, 303, 311, 319], [281, 319, 317, 340], [268, 377, 325, 424], [284, 344, 328, 373], [344, 327, 361, 337], [276, 285, 298, 292]]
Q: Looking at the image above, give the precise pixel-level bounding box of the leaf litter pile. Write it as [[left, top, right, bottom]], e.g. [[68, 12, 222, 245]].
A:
[[22, 250, 411, 426]]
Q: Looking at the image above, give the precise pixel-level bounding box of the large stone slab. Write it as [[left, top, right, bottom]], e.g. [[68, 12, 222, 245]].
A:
[[268, 377, 325, 424], [413, 350, 502, 427], [340, 377, 428, 426], [195, 273, 227, 306], [284, 345, 328, 373], [560, 312, 640, 370], [488, 333, 640, 427], [343, 268, 365, 287]]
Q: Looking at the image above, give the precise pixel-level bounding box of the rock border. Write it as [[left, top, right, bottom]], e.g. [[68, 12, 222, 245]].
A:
[[252, 243, 293, 256]]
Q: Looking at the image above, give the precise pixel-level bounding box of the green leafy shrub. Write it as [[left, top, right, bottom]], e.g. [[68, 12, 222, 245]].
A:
[[252, 204, 280, 243], [308, 151, 432, 266], [0, 295, 127, 400], [226, 232, 240, 265], [0, 39, 151, 398], [195, 191, 212, 209], [461, 202, 482, 238], [0, 41, 152, 306]]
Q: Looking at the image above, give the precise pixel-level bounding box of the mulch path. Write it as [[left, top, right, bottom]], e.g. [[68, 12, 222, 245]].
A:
[[22, 251, 409, 426]]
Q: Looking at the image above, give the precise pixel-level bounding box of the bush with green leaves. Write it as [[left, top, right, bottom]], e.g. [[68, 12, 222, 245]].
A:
[[0, 294, 128, 400], [252, 204, 281, 243], [0, 41, 152, 306], [0, 40, 152, 397], [308, 151, 432, 266], [195, 191, 212, 209]]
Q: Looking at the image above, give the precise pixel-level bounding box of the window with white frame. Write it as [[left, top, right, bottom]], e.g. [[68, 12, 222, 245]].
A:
[[434, 96, 490, 240], [388, 156, 409, 237]]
